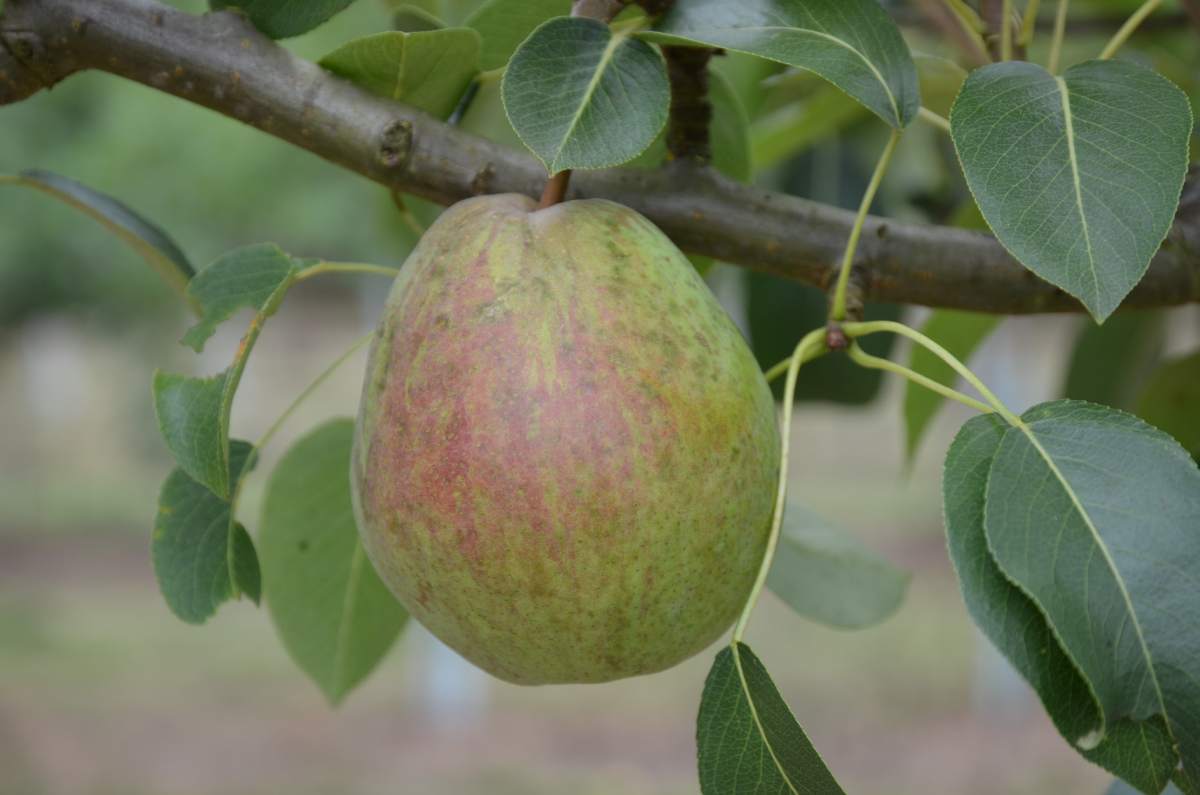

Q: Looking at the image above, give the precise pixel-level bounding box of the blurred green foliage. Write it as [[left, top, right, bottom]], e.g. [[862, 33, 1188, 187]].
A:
[[1, 0, 1196, 344], [0, 0, 412, 329]]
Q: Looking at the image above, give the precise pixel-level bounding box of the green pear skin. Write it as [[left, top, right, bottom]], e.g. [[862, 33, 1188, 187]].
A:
[[351, 194, 780, 684]]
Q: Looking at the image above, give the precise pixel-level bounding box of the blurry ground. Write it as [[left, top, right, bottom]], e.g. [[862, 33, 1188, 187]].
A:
[[0, 293, 1147, 795]]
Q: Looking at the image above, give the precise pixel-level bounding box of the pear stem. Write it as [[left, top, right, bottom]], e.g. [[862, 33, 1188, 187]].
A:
[[533, 0, 630, 210], [538, 170, 572, 209]]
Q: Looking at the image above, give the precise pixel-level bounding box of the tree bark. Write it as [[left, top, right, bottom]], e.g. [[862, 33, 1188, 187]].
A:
[[2, 0, 1198, 315]]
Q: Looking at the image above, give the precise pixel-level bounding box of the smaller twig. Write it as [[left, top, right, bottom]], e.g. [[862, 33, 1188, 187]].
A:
[[390, 191, 429, 237], [943, 0, 986, 32], [830, 129, 902, 321], [919, 0, 991, 65], [1001, 0, 1014, 59], [982, 0, 1025, 59], [1048, 0, 1069, 73], [1099, 0, 1163, 59], [1183, 0, 1200, 32], [919, 107, 952, 134], [846, 343, 994, 415], [663, 45, 714, 165], [1020, 0, 1042, 46]]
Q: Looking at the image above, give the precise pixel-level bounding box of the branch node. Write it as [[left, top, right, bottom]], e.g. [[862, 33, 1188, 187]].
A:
[[376, 119, 412, 169], [470, 163, 495, 196], [824, 323, 848, 352]]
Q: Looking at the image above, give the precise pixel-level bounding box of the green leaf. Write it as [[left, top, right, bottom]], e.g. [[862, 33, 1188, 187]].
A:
[[984, 400, 1200, 784], [1136, 351, 1200, 461], [914, 52, 966, 119], [749, 85, 866, 175], [746, 275, 900, 405], [706, 68, 753, 182], [943, 414, 1180, 794], [766, 502, 908, 630], [502, 17, 670, 173], [646, 0, 920, 129], [464, 0, 569, 72], [182, 243, 302, 353], [260, 419, 408, 705], [153, 370, 232, 498], [950, 60, 1192, 321], [903, 310, 999, 461], [4, 169, 194, 301], [1063, 310, 1165, 410], [698, 643, 846, 794], [210, 0, 357, 38], [153, 441, 261, 624], [320, 28, 482, 119], [155, 244, 303, 498]]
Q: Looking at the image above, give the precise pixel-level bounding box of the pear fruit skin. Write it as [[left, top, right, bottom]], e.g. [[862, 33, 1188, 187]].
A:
[[351, 194, 779, 685]]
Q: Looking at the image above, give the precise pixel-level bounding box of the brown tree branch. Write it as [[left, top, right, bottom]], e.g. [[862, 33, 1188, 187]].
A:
[[2, 0, 1198, 315], [1182, 0, 1200, 32], [663, 45, 713, 164]]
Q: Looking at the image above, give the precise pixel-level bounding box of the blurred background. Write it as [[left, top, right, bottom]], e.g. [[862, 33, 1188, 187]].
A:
[[1, 0, 1197, 793]]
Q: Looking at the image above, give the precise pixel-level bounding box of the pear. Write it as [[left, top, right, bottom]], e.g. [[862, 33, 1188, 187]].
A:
[[352, 194, 779, 684]]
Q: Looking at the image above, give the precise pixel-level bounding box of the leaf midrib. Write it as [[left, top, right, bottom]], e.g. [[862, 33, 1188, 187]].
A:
[[1014, 417, 1170, 735], [1055, 76, 1102, 311], [330, 541, 367, 698], [732, 644, 801, 795], [666, 25, 900, 126], [551, 29, 628, 172]]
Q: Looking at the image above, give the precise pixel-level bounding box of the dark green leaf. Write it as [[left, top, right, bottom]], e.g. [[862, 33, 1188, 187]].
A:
[[153, 441, 260, 624], [230, 522, 262, 605], [706, 69, 752, 182], [943, 414, 1179, 794], [749, 85, 866, 175], [746, 274, 900, 405], [914, 52, 966, 119], [985, 400, 1200, 784], [464, 0, 569, 71], [4, 169, 194, 300], [698, 643, 846, 794], [320, 28, 482, 119], [646, 0, 920, 128], [155, 245, 304, 498], [1137, 351, 1200, 459], [502, 17, 670, 172], [260, 419, 408, 705], [211, 0, 357, 38], [182, 243, 302, 353], [950, 60, 1192, 321], [766, 502, 908, 630], [153, 370, 233, 498], [904, 310, 999, 461], [1063, 311, 1165, 410]]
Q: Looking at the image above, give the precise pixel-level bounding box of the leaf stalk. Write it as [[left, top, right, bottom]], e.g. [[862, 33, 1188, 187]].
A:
[[732, 328, 828, 644]]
